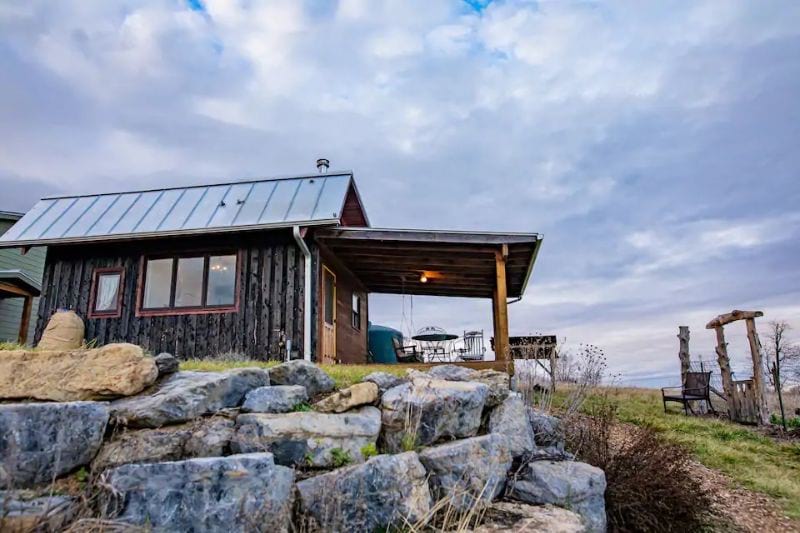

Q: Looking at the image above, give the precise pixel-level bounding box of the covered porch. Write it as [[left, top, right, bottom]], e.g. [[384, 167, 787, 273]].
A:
[[0, 269, 41, 345], [315, 227, 542, 372]]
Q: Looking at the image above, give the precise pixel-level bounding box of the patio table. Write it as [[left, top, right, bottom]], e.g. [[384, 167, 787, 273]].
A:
[[412, 332, 458, 362]]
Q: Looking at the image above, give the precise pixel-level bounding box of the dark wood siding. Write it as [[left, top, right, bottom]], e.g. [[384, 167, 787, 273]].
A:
[[35, 231, 306, 360]]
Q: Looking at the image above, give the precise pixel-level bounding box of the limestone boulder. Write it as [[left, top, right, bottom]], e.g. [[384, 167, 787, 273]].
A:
[[314, 382, 379, 413], [232, 407, 381, 467], [241, 385, 308, 413], [0, 401, 109, 488], [0, 343, 158, 402], [418, 434, 512, 511], [37, 310, 84, 350], [362, 371, 407, 394], [528, 408, 565, 449], [475, 502, 587, 533], [488, 395, 536, 459], [153, 352, 179, 376], [110, 368, 269, 428], [0, 491, 78, 533], [473, 369, 511, 407], [102, 453, 294, 532], [381, 378, 489, 452], [268, 360, 334, 397], [92, 416, 234, 471], [506, 460, 607, 533], [420, 364, 478, 381], [297, 452, 432, 532]]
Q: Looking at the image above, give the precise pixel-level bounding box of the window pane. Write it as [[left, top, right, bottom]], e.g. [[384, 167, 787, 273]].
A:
[[324, 270, 335, 324], [143, 258, 173, 308], [351, 293, 360, 329], [174, 257, 204, 307], [206, 255, 236, 306], [95, 273, 120, 312]]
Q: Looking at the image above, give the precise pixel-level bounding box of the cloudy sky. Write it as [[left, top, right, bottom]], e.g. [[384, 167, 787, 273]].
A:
[[1, 1, 799, 385]]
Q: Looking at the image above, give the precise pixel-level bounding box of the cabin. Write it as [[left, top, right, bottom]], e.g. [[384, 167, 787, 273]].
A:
[[0, 165, 542, 369], [0, 211, 45, 344]]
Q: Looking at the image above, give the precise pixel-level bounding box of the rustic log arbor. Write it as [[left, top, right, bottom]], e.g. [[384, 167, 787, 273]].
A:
[[705, 310, 768, 425], [678, 326, 691, 384]]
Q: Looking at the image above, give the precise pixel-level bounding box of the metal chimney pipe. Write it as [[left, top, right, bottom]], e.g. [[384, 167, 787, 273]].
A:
[[316, 158, 329, 173]]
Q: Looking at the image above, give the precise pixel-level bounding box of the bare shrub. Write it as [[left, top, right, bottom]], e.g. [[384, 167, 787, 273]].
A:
[[564, 397, 713, 532]]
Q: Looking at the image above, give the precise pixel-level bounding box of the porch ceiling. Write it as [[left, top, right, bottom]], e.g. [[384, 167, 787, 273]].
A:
[[315, 227, 542, 298]]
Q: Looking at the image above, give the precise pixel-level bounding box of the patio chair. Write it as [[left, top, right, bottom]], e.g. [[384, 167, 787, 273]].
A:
[[661, 371, 717, 415], [456, 330, 485, 361], [392, 336, 423, 363]]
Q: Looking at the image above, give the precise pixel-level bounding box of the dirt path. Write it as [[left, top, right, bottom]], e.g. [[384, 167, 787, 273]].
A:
[[695, 461, 800, 533]]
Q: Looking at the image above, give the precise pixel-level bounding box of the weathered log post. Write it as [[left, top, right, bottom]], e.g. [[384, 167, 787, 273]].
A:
[[712, 326, 736, 420], [745, 318, 768, 425], [678, 326, 691, 385]]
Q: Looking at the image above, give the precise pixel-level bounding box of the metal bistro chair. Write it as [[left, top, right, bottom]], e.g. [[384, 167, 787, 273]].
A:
[[456, 330, 486, 361], [661, 371, 717, 416], [392, 336, 423, 363]]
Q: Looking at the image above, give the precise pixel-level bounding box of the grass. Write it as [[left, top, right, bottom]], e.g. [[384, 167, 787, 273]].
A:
[[558, 387, 800, 519], [179, 359, 406, 388]]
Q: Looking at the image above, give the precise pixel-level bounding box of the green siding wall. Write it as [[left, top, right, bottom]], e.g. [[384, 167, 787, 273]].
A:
[[0, 219, 46, 344]]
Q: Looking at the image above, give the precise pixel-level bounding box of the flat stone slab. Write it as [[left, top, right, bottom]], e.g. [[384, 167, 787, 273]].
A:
[[102, 453, 294, 532], [507, 460, 607, 533], [267, 360, 334, 397], [488, 395, 536, 459], [419, 434, 512, 511], [110, 368, 269, 428], [381, 378, 489, 452], [241, 385, 308, 413], [0, 401, 109, 488], [0, 490, 78, 532], [297, 452, 432, 532], [362, 371, 408, 394], [232, 406, 381, 467], [476, 502, 587, 532], [314, 382, 379, 413]]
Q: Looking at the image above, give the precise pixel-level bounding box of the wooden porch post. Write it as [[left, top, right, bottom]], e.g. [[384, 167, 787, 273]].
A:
[[745, 318, 768, 425], [493, 245, 509, 364], [18, 294, 32, 346], [713, 326, 736, 420]]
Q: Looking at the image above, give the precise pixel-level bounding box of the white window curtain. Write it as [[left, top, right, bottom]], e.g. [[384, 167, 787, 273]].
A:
[[96, 274, 120, 311]]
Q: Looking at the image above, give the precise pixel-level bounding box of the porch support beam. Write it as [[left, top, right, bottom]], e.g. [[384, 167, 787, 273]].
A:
[[493, 245, 509, 364], [18, 294, 32, 345]]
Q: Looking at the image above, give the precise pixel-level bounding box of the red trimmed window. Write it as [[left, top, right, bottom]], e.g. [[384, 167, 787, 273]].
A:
[[89, 267, 124, 318], [138, 253, 238, 316]]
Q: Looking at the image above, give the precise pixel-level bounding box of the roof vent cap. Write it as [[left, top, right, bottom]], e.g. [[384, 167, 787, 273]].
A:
[[316, 158, 329, 174]]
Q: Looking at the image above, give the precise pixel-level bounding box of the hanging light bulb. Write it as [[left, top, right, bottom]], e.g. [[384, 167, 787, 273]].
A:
[[419, 273, 428, 283]]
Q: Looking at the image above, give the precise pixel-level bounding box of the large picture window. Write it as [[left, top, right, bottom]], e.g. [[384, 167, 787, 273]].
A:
[[89, 267, 124, 318], [139, 252, 238, 315]]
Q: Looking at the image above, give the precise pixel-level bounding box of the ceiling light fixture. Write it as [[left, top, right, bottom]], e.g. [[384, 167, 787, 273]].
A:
[[419, 273, 428, 283]]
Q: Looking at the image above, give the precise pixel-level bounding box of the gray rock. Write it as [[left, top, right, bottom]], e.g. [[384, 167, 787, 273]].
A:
[[473, 370, 511, 407], [0, 401, 109, 488], [527, 447, 576, 462], [488, 395, 536, 459], [475, 502, 587, 532], [102, 453, 294, 532], [422, 364, 479, 381], [418, 434, 512, 511], [153, 352, 179, 375], [0, 491, 77, 532], [528, 408, 564, 449], [507, 460, 607, 533], [232, 406, 381, 467], [92, 416, 234, 471], [297, 452, 432, 532], [110, 368, 270, 428], [268, 360, 334, 397], [381, 378, 489, 452], [241, 385, 308, 413], [362, 372, 407, 394]]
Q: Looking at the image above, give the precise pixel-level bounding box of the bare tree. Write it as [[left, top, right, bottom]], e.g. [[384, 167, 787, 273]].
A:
[[765, 320, 800, 430]]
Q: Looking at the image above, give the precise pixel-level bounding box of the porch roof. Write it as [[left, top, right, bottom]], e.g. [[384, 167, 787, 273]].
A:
[[0, 269, 41, 297], [315, 227, 542, 298]]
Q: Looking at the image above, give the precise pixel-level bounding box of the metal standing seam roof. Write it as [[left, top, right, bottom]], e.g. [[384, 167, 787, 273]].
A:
[[0, 173, 364, 247]]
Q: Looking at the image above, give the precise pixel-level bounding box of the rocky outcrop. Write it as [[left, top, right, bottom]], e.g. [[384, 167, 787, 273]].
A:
[[488, 395, 536, 459], [242, 385, 308, 413], [362, 371, 407, 393], [473, 370, 511, 407], [0, 344, 158, 402], [232, 407, 381, 467], [102, 453, 295, 532], [153, 352, 179, 376], [381, 378, 489, 452], [0, 402, 109, 488], [507, 460, 607, 533], [419, 434, 512, 511], [314, 382, 379, 413], [0, 491, 78, 533], [528, 408, 565, 449], [475, 502, 587, 533], [92, 417, 234, 471], [36, 310, 84, 350], [268, 360, 334, 397], [420, 364, 478, 381], [110, 368, 269, 428], [297, 452, 432, 532]]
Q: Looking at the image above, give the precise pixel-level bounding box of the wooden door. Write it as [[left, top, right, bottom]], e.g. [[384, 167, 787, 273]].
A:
[[321, 266, 337, 364]]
